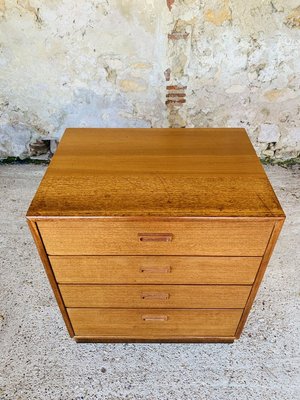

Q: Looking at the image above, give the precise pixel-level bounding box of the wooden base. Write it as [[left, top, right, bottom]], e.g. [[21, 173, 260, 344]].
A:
[[74, 336, 235, 343]]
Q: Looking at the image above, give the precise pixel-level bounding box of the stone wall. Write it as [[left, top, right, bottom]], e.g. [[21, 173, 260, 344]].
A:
[[0, 0, 299, 160]]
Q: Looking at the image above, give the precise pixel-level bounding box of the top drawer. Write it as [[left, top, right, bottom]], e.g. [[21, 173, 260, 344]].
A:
[[37, 219, 274, 256]]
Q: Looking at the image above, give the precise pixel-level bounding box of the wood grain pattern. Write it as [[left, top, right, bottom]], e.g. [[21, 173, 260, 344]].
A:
[[38, 219, 274, 256], [50, 255, 261, 285], [68, 308, 243, 337], [59, 284, 251, 309], [26, 219, 74, 337], [26, 128, 285, 342], [27, 128, 284, 218]]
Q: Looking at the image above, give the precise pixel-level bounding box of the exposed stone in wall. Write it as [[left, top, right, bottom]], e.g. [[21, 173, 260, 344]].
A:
[[204, 0, 232, 26], [186, 0, 300, 160], [285, 6, 300, 28], [0, 0, 299, 160], [258, 124, 280, 143], [165, 1, 198, 128], [0, 0, 6, 18]]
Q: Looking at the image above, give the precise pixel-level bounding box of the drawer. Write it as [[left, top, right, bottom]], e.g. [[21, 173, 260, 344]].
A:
[[68, 308, 243, 337], [38, 219, 274, 256], [50, 255, 261, 284], [59, 284, 251, 308]]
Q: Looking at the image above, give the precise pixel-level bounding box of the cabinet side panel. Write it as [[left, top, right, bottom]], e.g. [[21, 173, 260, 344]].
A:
[[27, 218, 75, 337], [235, 218, 285, 338]]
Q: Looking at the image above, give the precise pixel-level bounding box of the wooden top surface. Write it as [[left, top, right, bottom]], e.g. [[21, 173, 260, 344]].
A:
[[27, 128, 284, 218]]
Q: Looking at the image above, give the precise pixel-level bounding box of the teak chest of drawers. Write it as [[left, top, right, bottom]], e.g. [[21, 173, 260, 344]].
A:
[[27, 128, 285, 343]]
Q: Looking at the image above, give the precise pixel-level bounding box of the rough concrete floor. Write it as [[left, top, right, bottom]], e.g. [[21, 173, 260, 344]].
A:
[[0, 164, 299, 400]]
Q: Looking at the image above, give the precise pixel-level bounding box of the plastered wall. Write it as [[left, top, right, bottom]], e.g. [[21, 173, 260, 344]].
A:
[[0, 0, 299, 160]]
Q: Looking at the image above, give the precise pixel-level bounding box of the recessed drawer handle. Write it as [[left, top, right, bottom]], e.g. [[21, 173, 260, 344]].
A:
[[142, 315, 168, 321], [138, 233, 173, 242], [140, 266, 172, 274], [141, 292, 170, 300]]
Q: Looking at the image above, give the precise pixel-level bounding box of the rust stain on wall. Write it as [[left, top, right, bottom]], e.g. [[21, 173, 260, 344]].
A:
[[166, 0, 175, 12]]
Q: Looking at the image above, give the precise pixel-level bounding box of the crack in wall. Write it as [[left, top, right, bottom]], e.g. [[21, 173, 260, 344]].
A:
[[17, 0, 42, 26]]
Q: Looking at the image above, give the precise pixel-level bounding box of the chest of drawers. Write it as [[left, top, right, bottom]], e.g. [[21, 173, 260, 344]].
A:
[[27, 128, 285, 343]]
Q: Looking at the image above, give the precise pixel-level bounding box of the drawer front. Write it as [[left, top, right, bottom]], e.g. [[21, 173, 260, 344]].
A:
[[68, 308, 243, 337], [38, 220, 274, 256], [60, 284, 251, 308], [51, 255, 261, 284]]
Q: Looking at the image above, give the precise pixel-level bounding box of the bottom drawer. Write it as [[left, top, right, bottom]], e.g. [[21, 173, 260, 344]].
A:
[[68, 308, 243, 338]]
